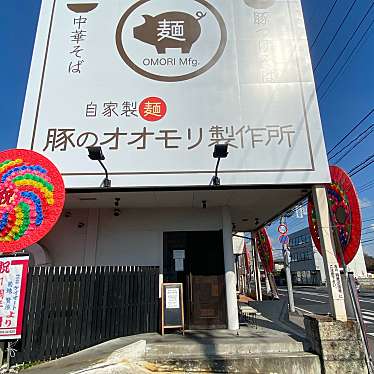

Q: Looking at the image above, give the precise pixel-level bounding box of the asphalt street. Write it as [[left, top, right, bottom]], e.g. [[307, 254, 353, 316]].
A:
[[277, 286, 374, 353]]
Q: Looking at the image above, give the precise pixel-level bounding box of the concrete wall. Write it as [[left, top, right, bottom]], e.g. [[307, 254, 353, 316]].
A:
[[39, 207, 223, 267]]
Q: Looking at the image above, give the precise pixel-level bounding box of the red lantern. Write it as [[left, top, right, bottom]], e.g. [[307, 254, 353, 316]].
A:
[[308, 165, 361, 266]]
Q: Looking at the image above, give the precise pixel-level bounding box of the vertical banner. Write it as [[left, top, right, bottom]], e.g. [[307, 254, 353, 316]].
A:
[[0, 256, 29, 340]]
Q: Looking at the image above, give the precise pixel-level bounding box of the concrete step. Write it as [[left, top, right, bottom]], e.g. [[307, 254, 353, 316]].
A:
[[145, 340, 306, 359], [141, 352, 321, 373]]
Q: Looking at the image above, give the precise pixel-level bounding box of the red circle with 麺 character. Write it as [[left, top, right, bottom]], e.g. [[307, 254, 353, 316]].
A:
[[139, 97, 167, 122]]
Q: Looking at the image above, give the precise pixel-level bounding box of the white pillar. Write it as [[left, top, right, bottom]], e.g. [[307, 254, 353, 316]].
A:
[[252, 236, 263, 301], [222, 207, 239, 331], [265, 271, 271, 295], [312, 186, 347, 322]]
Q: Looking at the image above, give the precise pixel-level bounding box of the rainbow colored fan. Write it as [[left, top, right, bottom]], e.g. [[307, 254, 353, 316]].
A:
[[308, 165, 361, 266], [0, 149, 65, 253]]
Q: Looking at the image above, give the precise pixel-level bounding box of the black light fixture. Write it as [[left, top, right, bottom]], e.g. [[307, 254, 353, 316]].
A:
[[210, 144, 228, 186], [87, 146, 111, 188]]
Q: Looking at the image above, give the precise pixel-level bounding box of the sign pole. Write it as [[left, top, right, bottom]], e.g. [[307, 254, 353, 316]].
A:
[[279, 218, 295, 312], [328, 204, 374, 372], [282, 243, 295, 313], [6, 341, 10, 371], [0, 342, 4, 367]]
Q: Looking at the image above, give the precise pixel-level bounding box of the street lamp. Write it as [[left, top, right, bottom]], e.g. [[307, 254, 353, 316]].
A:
[[87, 146, 111, 188], [210, 144, 228, 186]]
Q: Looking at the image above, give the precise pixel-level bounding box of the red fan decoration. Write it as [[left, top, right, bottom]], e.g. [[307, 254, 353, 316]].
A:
[[255, 228, 274, 273], [308, 165, 361, 266], [0, 149, 65, 253]]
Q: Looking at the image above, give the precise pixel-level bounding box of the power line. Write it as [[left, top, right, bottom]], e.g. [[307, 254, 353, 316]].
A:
[[316, 2, 374, 92], [340, 152, 373, 176], [359, 179, 374, 190], [349, 154, 374, 177], [329, 124, 374, 163], [361, 204, 374, 210], [327, 109, 374, 155], [313, 0, 359, 73], [310, 0, 340, 50], [360, 184, 374, 194], [319, 18, 374, 103], [362, 238, 374, 244], [329, 124, 374, 160], [362, 231, 374, 236]]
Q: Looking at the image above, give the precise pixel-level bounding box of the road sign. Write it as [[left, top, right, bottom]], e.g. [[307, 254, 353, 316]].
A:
[[279, 235, 289, 245], [277, 224, 288, 235]]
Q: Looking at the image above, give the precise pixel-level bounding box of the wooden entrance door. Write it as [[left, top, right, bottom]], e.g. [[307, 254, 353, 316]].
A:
[[163, 231, 227, 330], [188, 231, 227, 329], [190, 275, 226, 329]]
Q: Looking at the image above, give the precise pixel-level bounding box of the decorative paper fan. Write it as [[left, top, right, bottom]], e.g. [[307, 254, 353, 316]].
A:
[[0, 149, 65, 253], [255, 228, 274, 273], [308, 165, 361, 266]]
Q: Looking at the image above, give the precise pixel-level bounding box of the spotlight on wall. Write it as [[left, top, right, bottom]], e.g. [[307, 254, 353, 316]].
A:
[[114, 198, 121, 217], [77, 222, 85, 228], [210, 144, 229, 186], [87, 146, 111, 188], [64, 211, 72, 218]]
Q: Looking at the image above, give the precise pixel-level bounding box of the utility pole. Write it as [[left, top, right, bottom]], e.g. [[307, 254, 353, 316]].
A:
[[280, 217, 295, 312]]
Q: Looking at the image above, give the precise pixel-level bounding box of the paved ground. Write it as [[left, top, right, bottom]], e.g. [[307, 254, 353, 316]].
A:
[[277, 285, 374, 354], [20, 300, 307, 373]]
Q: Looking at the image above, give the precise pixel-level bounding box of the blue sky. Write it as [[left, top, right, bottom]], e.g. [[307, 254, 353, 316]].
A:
[[1, 0, 374, 253]]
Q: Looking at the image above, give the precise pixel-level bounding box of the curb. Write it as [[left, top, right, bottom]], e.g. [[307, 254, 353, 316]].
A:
[[69, 340, 147, 374], [278, 300, 307, 339], [106, 340, 146, 363], [20, 338, 149, 374]]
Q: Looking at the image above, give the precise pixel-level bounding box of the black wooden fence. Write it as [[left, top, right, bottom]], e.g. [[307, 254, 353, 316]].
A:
[[12, 266, 160, 364]]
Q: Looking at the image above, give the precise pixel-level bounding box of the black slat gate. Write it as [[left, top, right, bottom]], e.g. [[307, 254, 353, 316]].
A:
[[12, 266, 160, 364]]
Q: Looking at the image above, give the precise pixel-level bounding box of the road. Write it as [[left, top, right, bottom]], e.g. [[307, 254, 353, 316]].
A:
[[277, 286, 374, 353]]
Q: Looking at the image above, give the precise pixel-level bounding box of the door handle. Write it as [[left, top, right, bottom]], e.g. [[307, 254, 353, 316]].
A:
[[189, 274, 193, 304]]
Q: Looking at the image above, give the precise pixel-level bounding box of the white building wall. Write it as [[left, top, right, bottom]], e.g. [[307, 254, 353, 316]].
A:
[[347, 244, 367, 278], [315, 243, 367, 280], [40, 207, 223, 267], [40, 209, 89, 266], [314, 248, 326, 284], [289, 227, 368, 284]]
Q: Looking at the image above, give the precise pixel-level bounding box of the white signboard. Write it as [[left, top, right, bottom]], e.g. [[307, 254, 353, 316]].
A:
[[0, 256, 29, 340], [165, 287, 180, 309], [173, 250, 185, 259], [18, 0, 330, 188], [175, 258, 184, 272]]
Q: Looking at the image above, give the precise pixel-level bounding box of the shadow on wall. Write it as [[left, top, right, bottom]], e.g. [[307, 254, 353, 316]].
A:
[[24, 243, 52, 266]]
